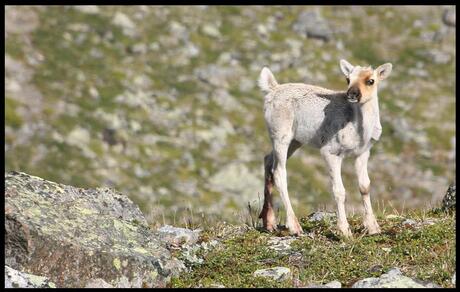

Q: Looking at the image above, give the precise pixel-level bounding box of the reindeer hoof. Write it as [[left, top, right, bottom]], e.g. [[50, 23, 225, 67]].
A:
[[367, 226, 381, 235], [364, 218, 381, 235], [338, 225, 353, 239], [264, 224, 277, 232], [287, 219, 303, 236]]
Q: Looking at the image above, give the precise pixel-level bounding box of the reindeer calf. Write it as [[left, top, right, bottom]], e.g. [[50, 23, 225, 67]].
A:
[[258, 59, 392, 237]]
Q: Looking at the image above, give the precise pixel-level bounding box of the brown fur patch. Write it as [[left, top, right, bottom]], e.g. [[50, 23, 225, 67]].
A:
[[356, 69, 375, 100]]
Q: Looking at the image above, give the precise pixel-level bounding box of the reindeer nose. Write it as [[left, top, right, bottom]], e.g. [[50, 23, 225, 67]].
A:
[[347, 87, 361, 101]]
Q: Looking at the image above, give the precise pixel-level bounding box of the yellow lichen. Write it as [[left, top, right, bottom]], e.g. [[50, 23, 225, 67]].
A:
[[113, 258, 121, 270]]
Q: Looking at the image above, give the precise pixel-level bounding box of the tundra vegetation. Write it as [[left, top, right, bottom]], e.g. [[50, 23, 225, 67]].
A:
[[4, 6, 456, 288], [5, 6, 455, 226], [5, 172, 456, 288]]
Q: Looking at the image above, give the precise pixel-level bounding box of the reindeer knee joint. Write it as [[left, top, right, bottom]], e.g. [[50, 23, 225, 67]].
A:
[[359, 183, 370, 195]]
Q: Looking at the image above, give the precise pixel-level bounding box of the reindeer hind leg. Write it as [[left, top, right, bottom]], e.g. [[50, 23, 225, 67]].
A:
[[259, 152, 277, 231]]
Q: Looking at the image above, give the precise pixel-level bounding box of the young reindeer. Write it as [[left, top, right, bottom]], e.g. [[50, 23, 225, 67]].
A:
[[258, 59, 392, 237]]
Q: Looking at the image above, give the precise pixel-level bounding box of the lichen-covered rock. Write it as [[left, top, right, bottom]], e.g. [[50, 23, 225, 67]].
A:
[[85, 278, 114, 288], [352, 268, 436, 288], [441, 184, 455, 211], [155, 225, 201, 246], [324, 280, 342, 288], [5, 171, 185, 288], [401, 218, 418, 227], [443, 7, 456, 27], [209, 283, 226, 288], [5, 265, 56, 288], [306, 280, 341, 288], [307, 211, 336, 222], [292, 10, 333, 41], [267, 237, 296, 255], [253, 267, 291, 282]]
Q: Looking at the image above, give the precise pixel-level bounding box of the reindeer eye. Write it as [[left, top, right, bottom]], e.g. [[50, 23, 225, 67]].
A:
[[366, 79, 374, 86], [346, 77, 350, 85]]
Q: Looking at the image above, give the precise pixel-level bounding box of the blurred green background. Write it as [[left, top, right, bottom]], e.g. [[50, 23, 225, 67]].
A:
[[5, 6, 455, 226]]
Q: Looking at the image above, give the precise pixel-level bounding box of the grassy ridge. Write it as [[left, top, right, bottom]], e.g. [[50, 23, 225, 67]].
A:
[[5, 6, 455, 224], [170, 209, 455, 288]]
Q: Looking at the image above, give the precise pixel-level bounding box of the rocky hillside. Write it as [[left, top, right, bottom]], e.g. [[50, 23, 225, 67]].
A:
[[4, 172, 456, 288], [5, 171, 185, 287], [5, 6, 456, 225]]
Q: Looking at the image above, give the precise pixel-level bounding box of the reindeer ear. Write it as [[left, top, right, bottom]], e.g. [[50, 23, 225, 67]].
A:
[[376, 63, 392, 80], [340, 59, 354, 77]]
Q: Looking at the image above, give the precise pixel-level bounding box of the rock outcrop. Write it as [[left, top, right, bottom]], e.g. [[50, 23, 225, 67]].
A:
[[443, 7, 456, 27], [5, 265, 56, 288], [441, 184, 456, 211], [253, 267, 291, 282], [5, 171, 185, 288], [305, 280, 342, 288], [351, 268, 439, 288], [292, 10, 333, 41]]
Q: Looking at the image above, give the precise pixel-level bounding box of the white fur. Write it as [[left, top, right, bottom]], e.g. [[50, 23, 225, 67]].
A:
[[259, 60, 392, 237], [340, 59, 354, 76], [376, 63, 393, 80], [258, 67, 278, 93]]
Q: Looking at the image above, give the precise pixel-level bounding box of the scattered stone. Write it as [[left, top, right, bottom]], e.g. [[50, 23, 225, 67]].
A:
[[112, 12, 135, 29], [443, 7, 455, 27], [287, 252, 306, 268], [401, 219, 417, 227], [5, 171, 185, 288], [156, 225, 201, 246], [180, 245, 204, 266], [209, 283, 226, 288], [195, 64, 242, 88], [415, 280, 442, 288], [253, 267, 291, 282], [385, 214, 404, 220], [324, 280, 342, 288], [422, 218, 437, 226], [267, 237, 296, 255], [425, 49, 451, 64], [292, 10, 332, 41], [352, 267, 436, 288], [131, 43, 148, 54], [73, 5, 100, 14], [5, 6, 39, 35], [408, 67, 429, 77], [401, 218, 438, 229], [208, 162, 263, 209], [441, 184, 456, 212], [169, 21, 189, 41], [452, 272, 456, 285], [307, 211, 336, 222], [201, 24, 221, 38], [112, 12, 136, 36], [305, 280, 341, 288], [85, 278, 114, 288], [66, 126, 91, 146], [5, 265, 56, 288], [200, 239, 219, 251], [184, 43, 200, 58], [368, 264, 384, 274]]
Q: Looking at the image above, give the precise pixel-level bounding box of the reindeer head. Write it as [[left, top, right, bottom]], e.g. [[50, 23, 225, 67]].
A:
[[339, 59, 392, 104]]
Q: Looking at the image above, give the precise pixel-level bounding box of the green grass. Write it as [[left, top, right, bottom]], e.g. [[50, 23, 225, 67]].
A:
[[170, 209, 455, 288], [5, 97, 23, 129], [5, 6, 455, 226]]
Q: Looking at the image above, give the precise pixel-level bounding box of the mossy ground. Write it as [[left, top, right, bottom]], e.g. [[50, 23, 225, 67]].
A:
[[5, 6, 455, 225], [169, 209, 456, 288]]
